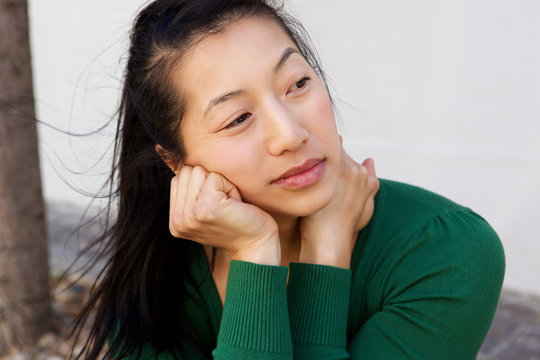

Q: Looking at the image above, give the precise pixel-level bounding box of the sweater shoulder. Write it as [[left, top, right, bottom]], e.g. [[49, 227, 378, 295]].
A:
[[378, 178, 465, 215], [352, 178, 500, 271], [370, 179, 471, 233], [347, 179, 505, 359]]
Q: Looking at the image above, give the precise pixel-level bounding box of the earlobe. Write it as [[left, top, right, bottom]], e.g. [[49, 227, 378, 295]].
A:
[[155, 144, 179, 174]]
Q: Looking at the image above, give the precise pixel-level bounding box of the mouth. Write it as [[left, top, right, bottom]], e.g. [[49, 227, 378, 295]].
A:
[[272, 158, 326, 189]]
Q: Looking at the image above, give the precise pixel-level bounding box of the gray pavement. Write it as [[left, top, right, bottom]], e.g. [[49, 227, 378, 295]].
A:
[[46, 201, 540, 359], [479, 290, 540, 359], [46, 201, 106, 278]]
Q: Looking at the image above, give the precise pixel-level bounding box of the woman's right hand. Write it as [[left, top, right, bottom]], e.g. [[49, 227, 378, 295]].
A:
[[169, 165, 281, 265]]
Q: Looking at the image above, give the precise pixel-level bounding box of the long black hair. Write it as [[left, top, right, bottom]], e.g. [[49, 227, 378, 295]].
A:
[[72, 0, 331, 358]]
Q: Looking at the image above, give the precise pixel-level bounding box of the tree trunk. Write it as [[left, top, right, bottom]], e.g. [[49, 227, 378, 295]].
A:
[[0, 0, 52, 353]]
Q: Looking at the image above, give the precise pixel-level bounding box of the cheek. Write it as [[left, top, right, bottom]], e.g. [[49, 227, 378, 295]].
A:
[[201, 142, 277, 206], [187, 139, 261, 187], [180, 121, 265, 200], [307, 87, 339, 145], [313, 87, 334, 117]]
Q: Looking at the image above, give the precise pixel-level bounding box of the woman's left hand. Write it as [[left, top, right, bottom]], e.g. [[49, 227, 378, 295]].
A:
[[299, 146, 380, 268]]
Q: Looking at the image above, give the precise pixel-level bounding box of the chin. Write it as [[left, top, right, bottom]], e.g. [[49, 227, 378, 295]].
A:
[[258, 187, 335, 218]]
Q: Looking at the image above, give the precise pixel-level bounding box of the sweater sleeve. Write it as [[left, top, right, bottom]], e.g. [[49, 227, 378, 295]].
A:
[[286, 262, 352, 359], [212, 260, 293, 360], [122, 260, 292, 360], [347, 209, 505, 359]]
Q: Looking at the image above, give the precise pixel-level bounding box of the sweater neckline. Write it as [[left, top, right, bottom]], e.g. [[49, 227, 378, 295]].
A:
[[194, 242, 225, 324]]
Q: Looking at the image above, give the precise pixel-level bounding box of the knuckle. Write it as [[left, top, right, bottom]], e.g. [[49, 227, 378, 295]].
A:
[[171, 206, 181, 221], [357, 164, 368, 177], [369, 175, 380, 189], [172, 207, 201, 234], [345, 163, 366, 184], [179, 165, 192, 176], [192, 165, 208, 177], [206, 172, 223, 187], [206, 172, 218, 182], [194, 201, 215, 223], [169, 223, 180, 238], [183, 213, 199, 230], [171, 211, 184, 231]]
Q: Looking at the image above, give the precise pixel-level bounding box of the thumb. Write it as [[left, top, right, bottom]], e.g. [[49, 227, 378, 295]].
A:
[[362, 158, 376, 177]]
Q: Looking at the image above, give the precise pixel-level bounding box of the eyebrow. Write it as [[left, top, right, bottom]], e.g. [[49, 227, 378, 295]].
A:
[[204, 47, 300, 118], [273, 47, 300, 74]]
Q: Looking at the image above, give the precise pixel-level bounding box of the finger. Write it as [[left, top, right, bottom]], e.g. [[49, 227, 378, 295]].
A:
[[212, 172, 239, 197], [193, 172, 228, 223], [200, 172, 240, 203], [197, 172, 244, 220], [169, 175, 178, 234], [369, 175, 381, 196], [220, 175, 242, 201], [364, 159, 380, 197], [171, 166, 192, 232], [185, 166, 209, 221], [365, 174, 380, 200], [362, 158, 376, 177]]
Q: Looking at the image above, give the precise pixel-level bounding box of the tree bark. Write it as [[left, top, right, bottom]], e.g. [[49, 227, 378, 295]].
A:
[[0, 0, 52, 353]]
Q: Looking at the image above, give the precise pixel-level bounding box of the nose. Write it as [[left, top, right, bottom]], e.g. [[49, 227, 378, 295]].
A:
[[263, 98, 309, 156]]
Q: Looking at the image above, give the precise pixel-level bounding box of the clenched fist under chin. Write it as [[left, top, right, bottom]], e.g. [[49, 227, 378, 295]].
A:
[[168, 165, 280, 265]]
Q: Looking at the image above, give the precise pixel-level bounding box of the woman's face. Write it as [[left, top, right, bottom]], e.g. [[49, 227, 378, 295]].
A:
[[176, 16, 341, 217]]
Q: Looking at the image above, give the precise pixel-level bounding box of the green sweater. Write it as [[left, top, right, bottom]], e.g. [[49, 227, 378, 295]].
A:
[[136, 179, 505, 359]]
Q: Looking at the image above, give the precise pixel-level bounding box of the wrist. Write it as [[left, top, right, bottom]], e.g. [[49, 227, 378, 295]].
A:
[[228, 233, 281, 266], [298, 245, 352, 269], [298, 231, 355, 269], [298, 251, 351, 269]]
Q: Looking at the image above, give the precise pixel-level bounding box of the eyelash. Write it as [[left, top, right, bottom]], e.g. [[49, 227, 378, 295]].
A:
[[223, 76, 311, 130], [287, 76, 311, 94], [225, 112, 251, 130]]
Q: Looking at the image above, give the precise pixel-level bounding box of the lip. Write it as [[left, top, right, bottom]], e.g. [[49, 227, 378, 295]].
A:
[[272, 158, 325, 189]]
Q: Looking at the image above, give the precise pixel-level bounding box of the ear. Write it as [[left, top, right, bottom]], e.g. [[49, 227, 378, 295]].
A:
[[155, 144, 179, 174]]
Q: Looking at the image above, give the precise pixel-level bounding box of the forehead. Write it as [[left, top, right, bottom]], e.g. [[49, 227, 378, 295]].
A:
[[173, 16, 298, 113]]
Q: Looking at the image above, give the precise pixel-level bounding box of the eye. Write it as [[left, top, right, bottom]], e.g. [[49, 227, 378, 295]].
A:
[[287, 76, 311, 95], [224, 112, 251, 130]]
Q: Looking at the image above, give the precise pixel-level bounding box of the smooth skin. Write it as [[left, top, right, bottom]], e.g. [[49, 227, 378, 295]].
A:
[[157, 16, 379, 303]]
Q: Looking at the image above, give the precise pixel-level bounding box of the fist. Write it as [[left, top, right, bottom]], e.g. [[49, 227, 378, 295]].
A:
[[168, 165, 280, 264]]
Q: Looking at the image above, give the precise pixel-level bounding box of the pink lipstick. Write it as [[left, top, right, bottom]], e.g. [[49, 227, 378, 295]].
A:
[[272, 158, 325, 189]]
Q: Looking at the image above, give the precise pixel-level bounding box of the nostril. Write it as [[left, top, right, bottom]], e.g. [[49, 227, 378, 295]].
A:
[[267, 126, 308, 156]]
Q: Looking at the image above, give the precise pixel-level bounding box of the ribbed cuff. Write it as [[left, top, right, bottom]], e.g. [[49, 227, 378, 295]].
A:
[[216, 260, 292, 355], [287, 262, 352, 347]]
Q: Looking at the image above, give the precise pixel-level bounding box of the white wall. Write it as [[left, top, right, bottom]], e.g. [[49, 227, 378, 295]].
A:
[[29, 1, 540, 295], [29, 1, 145, 207]]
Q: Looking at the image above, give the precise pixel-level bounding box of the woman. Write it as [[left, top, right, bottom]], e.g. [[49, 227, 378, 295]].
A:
[[74, 0, 505, 359]]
